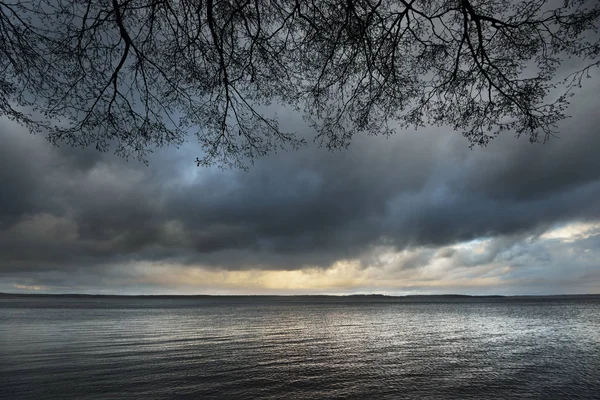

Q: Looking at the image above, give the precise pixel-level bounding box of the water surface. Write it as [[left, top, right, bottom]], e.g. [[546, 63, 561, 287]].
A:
[[1, 296, 599, 399]]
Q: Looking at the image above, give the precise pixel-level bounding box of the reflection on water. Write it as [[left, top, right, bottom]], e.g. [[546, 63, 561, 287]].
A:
[[1, 297, 600, 399]]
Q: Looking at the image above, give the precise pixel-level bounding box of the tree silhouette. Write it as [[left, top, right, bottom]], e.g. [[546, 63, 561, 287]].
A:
[[1, 0, 599, 167]]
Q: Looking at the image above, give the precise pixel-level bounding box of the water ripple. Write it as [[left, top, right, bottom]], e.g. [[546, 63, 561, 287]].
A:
[[1, 297, 600, 399]]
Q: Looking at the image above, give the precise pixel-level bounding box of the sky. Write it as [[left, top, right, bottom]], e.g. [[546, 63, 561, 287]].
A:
[[1, 73, 600, 295]]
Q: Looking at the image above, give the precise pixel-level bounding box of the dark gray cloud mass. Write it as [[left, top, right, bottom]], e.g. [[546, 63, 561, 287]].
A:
[[1, 78, 599, 293]]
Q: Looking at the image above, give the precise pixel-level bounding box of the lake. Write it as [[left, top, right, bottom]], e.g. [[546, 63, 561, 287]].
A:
[[1, 295, 600, 399]]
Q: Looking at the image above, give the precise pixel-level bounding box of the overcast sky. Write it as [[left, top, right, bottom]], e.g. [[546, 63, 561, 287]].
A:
[[1, 73, 599, 295]]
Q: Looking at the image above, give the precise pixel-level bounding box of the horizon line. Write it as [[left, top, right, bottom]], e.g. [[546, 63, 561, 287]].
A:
[[2, 292, 600, 298]]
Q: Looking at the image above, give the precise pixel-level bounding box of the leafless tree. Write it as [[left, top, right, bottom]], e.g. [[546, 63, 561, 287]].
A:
[[1, 0, 599, 167]]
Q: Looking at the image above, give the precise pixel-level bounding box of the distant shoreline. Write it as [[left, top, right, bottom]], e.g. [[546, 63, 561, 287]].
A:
[[1, 292, 599, 300]]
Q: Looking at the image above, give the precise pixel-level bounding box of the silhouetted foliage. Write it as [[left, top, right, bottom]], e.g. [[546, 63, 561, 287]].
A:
[[1, 0, 599, 167]]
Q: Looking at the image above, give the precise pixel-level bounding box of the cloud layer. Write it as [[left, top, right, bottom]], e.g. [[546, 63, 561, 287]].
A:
[[1, 78, 599, 294]]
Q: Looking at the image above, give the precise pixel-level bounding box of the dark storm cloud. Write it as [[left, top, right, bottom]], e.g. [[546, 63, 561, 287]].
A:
[[1, 78, 600, 281]]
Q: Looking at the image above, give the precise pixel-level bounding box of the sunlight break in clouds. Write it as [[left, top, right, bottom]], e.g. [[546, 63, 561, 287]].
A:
[[84, 221, 599, 296], [13, 284, 44, 291], [117, 259, 507, 295], [540, 221, 600, 243]]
